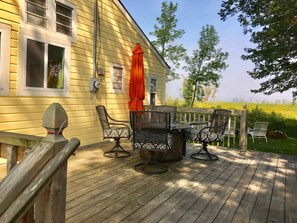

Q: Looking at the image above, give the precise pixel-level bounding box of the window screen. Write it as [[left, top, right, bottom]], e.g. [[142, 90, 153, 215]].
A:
[[26, 0, 47, 27], [56, 2, 73, 36]]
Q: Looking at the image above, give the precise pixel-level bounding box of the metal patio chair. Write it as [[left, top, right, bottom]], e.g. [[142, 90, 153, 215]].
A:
[[224, 119, 236, 146], [96, 105, 131, 158], [248, 121, 269, 143], [186, 109, 231, 161], [130, 110, 171, 174]]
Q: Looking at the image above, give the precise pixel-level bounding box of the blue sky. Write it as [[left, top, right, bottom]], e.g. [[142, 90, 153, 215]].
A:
[[120, 0, 293, 103]]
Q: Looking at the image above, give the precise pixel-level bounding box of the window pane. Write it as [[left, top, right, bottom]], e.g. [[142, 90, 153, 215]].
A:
[[57, 14, 71, 26], [47, 44, 64, 89], [150, 93, 156, 105], [112, 67, 123, 90], [29, 0, 46, 7], [27, 0, 47, 27], [27, 2, 46, 16], [56, 23, 72, 36], [27, 14, 47, 27], [56, 3, 72, 17], [150, 78, 157, 93], [26, 39, 45, 87], [56, 2, 72, 36]]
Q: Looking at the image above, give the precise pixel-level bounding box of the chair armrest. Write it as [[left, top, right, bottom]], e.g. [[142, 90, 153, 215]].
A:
[[199, 124, 228, 134], [247, 127, 253, 133], [189, 122, 209, 126], [109, 122, 130, 128], [106, 112, 130, 124]]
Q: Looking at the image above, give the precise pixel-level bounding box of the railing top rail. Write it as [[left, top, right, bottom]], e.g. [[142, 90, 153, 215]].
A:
[[0, 132, 43, 148], [144, 105, 244, 116], [0, 141, 55, 217], [0, 138, 80, 222], [176, 107, 243, 116]]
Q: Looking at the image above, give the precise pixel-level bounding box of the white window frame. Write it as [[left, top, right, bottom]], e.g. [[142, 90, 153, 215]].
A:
[[148, 75, 158, 105], [18, 0, 76, 97], [110, 63, 125, 93], [18, 34, 70, 97], [20, 0, 77, 43], [0, 23, 11, 96]]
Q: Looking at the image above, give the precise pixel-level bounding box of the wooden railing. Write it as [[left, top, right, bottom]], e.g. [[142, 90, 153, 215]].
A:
[[0, 132, 43, 173], [176, 106, 247, 151], [144, 105, 247, 151], [0, 103, 80, 223]]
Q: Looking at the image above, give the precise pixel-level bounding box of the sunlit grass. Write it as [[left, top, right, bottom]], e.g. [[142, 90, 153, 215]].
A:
[[166, 98, 297, 119], [227, 136, 297, 156], [247, 137, 297, 156]]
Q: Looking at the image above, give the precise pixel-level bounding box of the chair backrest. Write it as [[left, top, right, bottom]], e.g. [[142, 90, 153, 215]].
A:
[[152, 105, 177, 124], [225, 120, 236, 136], [96, 105, 110, 130], [130, 111, 171, 151], [253, 122, 269, 136], [209, 109, 232, 135]]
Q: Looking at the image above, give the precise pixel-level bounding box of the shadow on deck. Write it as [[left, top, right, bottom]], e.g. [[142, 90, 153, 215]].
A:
[[65, 140, 297, 223]]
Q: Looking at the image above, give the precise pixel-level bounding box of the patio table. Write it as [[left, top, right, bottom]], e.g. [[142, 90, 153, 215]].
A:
[[140, 123, 191, 162]]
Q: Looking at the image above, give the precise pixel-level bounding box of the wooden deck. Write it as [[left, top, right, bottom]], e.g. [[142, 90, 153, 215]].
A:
[[65, 141, 297, 223], [0, 141, 296, 222]]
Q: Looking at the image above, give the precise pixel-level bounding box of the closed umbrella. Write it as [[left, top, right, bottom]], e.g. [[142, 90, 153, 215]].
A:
[[129, 43, 145, 110]]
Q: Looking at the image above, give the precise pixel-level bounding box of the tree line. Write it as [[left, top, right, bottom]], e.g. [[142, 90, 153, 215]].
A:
[[149, 1, 297, 106]]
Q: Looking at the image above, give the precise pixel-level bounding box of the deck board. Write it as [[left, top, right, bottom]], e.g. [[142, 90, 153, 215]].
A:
[[1, 141, 297, 223], [64, 142, 297, 223]]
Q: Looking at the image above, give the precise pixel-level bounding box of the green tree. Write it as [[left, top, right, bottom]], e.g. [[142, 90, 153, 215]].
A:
[[150, 1, 186, 81], [182, 78, 204, 106], [219, 0, 297, 100], [183, 25, 229, 107]]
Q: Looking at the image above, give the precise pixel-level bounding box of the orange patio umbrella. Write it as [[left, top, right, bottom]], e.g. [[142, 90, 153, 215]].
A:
[[129, 43, 145, 110]]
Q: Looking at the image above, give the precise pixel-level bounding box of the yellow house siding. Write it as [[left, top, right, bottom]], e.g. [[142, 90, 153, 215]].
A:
[[1, 0, 19, 98], [0, 0, 167, 146]]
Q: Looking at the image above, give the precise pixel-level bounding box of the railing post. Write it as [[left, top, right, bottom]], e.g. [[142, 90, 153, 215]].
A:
[[239, 104, 247, 151], [6, 145, 18, 173], [35, 103, 69, 223]]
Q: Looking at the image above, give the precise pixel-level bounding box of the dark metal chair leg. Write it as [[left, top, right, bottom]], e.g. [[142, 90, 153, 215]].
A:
[[104, 138, 131, 158], [190, 142, 218, 161], [134, 151, 168, 174]]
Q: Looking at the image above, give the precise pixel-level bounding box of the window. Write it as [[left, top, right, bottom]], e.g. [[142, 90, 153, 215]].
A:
[[23, 0, 76, 40], [26, 39, 65, 89], [19, 0, 76, 96], [56, 2, 73, 36], [110, 64, 125, 93], [0, 23, 11, 96], [149, 76, 158, 105], [19, 36, 69, 96]]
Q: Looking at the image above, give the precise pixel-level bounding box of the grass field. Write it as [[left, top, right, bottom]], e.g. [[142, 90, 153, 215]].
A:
[[166, 98, 297, 119]]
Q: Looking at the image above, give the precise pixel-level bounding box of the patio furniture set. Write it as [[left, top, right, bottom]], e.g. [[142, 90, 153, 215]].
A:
[[96, 105, 268, 174], [96, 105, 233, 173]]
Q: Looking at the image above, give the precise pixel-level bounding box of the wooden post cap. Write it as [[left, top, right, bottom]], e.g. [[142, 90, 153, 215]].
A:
[[43, 103, 68, 135]]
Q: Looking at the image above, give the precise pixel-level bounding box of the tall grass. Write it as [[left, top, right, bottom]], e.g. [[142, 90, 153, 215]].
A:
[[166, 98, 297, 119]]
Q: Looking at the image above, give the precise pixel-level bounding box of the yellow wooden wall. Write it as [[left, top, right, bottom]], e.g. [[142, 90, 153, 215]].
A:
[[0, 0, 167, 146]]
